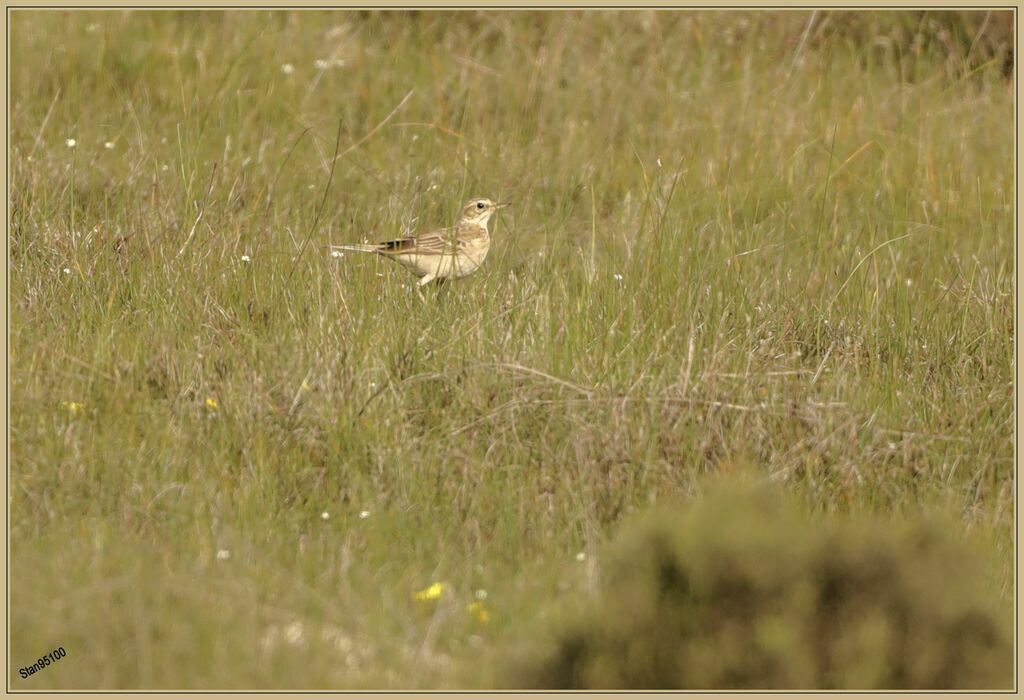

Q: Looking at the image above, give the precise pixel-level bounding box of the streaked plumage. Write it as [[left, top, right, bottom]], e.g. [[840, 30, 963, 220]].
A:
[[330, 198, 507, 286]]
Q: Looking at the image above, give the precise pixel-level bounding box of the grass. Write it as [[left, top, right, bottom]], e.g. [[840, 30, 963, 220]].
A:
[[9, 9, 1015, 689]]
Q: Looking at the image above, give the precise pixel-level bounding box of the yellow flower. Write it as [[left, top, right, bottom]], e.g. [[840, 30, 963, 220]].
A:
[[412, 582, 445, 602], [205, 397, 219, 411], [467, 601, 491, 624], [60, 400, 84, 416]]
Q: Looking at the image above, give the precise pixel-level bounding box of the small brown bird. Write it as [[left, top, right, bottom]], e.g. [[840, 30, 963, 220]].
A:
[[330, 198, 508, 286]]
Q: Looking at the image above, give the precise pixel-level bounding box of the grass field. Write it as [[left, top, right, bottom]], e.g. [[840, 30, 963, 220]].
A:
[[9, 10, 1015, 689]]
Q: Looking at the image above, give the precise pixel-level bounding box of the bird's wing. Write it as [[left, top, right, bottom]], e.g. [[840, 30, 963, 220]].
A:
[[377, 229, 457, 257]]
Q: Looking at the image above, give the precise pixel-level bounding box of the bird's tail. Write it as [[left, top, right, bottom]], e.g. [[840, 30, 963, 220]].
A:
[[328, 243, 382, 254]]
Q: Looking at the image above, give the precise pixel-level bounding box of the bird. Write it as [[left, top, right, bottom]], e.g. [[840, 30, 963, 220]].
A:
[[329, 198, 508, 286]]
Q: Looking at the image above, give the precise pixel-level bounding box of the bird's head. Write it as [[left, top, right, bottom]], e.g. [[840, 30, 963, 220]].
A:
[[459, 198, 509, 227]]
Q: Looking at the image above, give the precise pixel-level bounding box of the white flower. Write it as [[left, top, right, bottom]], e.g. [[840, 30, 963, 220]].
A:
[[65, 138, 76, 148], [284, 621, 305, 645], [320, 511, 330, 520], [241, 254, 251, 263], [656, 158, 663, 168], [216, 549, 231, 561], [575, 551, 586, 562], [103, 141, 115, 150], [62, 267, 71, 275], [280, 63, 294, 75], [474, 589, 488, 600], [613, 273, 624, 282], [330, 250, 343, 258], [358, 510, 371, 520]]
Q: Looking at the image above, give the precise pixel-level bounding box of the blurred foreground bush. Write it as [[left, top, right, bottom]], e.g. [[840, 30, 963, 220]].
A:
[[515, 482, 1011, 689]]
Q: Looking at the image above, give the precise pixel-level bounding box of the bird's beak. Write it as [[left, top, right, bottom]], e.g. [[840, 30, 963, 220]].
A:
[[495, 202, 511, 209]]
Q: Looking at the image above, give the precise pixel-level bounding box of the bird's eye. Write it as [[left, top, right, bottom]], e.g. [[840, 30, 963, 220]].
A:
[[476, 202, 486, 209]]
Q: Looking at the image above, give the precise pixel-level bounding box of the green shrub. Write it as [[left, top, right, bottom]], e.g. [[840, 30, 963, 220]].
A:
[[515, 482, 1011, 690]]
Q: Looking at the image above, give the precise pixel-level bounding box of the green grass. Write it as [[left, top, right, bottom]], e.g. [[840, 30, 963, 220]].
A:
[[9, 10, 1014, 689]]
